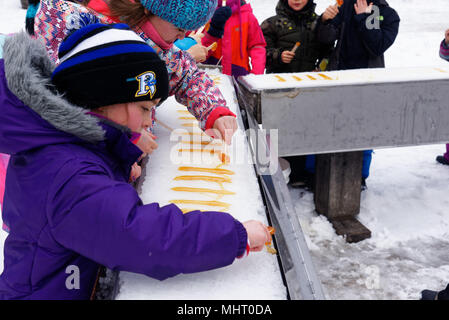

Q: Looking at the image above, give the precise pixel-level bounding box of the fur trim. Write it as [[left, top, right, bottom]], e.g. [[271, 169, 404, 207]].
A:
[[3, 32, 105, 143]]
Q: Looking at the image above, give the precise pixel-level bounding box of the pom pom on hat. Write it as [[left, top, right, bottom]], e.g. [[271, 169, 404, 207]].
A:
[[52, 23, 169, 109], [140, 0, 218, 31]]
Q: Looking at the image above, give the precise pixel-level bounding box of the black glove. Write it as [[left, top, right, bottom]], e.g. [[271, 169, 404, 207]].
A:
[[207, 6, 232, 38]]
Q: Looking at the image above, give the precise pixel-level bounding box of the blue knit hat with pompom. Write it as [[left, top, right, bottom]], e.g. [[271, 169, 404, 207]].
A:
[[140, 0, 217, 30]]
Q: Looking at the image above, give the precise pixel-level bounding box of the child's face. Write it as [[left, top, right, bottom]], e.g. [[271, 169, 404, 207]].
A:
[[147, 14, 186, 44], [96, 99, 161, 133], [287, 0, 309, 11]]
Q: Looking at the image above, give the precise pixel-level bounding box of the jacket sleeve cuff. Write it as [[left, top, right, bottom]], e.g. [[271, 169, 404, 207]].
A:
[[234, 220, 249, 258], [205, 106, 236, 130], [354, 12, 369, 26]]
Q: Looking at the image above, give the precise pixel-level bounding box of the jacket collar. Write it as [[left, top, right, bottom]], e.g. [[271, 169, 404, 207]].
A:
[[3, 32, 105, 144]]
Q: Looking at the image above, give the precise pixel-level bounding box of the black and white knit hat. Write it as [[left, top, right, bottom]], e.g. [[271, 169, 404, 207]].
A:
[[51, 23, 169, 109]]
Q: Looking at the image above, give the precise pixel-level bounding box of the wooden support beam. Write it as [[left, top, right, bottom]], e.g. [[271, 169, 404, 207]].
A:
[[314, 151, 371, 242]]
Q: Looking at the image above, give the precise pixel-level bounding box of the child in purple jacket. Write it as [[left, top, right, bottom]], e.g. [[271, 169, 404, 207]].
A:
[[436, 29, 449, 166], [0, 23, 271, 300]]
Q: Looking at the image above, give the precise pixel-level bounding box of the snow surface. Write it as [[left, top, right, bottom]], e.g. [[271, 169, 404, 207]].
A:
[[117, 71, 287, 300], [1, 0, 449, 300], [241, 66, 449, 90]]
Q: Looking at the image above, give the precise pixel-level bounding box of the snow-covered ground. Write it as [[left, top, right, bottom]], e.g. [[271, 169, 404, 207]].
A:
[[1, 0, 449, 300]]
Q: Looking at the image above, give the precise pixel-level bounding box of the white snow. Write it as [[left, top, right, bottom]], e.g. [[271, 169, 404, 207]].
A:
[[1, 0, 449, 300], [117, 72, 287, 299], [241, 66, 449, 90]]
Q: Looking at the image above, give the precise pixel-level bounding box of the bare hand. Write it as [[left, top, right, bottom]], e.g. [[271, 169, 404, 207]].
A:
[[206, 115, 238, 145], [281, 50, 295, 64], [242, 220, 272, 252], [322, 4, 339, 22], [354, 0, 373, 15], [129, 163, 142, 182], [190, 32, 205, 44], [135, 129, 158, 156], [187, 43, 208, 63], [445, 29, 449, 45]]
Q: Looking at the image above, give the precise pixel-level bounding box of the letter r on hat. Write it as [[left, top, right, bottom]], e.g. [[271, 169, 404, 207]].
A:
[[135, 71, 157, 98]]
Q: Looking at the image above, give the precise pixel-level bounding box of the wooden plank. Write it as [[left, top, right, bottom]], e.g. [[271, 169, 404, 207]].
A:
[[330, 218, 372, 243], [314, 151, 363, 219], [313, 151, 372, 242]]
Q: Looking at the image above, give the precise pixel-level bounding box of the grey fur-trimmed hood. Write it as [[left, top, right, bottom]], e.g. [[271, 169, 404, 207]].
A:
[[2, 31, 105, 143]]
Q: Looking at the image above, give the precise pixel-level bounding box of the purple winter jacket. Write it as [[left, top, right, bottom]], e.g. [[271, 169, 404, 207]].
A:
[[0, 33, 247, 300]]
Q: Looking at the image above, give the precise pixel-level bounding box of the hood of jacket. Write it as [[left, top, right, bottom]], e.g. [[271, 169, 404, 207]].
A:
[[277, 0, 317, 22], [0, 32, 105, 156]]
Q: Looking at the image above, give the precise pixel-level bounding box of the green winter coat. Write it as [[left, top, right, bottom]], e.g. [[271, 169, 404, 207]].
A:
[[261, 0, 331, 73]]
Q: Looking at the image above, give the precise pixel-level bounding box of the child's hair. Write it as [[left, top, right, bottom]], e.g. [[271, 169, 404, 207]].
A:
[[108, 0, 149, 28], [78, 0, 148, 28]]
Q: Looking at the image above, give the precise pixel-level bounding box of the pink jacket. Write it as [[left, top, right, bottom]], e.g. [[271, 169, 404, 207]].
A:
[[202, 3, 266, 77], [34, 0, 235, 131]]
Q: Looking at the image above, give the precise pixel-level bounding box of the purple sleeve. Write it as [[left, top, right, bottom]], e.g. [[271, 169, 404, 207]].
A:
[[48, 161, 247, 280]]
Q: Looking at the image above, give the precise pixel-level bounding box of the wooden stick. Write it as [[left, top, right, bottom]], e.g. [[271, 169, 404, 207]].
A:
[[155, 119, 174, 132], [291, 42, 301, 53], [207, 42, 218, 51], [195, 25, 205, 35]]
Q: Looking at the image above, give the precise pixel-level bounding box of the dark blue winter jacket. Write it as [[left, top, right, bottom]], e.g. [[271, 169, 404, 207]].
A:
[[317, 0, 400, 70]]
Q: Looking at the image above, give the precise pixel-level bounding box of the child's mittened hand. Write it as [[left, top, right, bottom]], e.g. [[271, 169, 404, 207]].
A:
[[322, 4, 339, 22], [208, 6, 233, 38], [242, 220, 272, 252], [281, 50, 295, 64]]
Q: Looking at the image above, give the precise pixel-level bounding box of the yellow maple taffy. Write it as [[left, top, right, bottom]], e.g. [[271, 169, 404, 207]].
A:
[[265, 226, 277, 255], [178, 148, 230, 164], [178, 116, 197, 120], [318, 73, 333, 80], [182, 123, 199, 127], [174, 175, 232, 183], [171, 187, 235, 195], [178, 132, 210, 137], [275, 75, 286, 82], [170, 199, 230, 210], [176, 110, 191, 114], [180, 141, 222, 147], [178, 166, 235, 175]]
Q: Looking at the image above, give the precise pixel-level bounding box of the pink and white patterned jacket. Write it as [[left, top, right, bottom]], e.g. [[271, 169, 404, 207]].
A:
[[34, 0, 235, 131]]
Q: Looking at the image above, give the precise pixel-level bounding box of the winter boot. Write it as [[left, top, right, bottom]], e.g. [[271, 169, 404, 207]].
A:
[[421, 283, 449, 300], [421, 289, 438, 300], [436, 155, 449, 165]]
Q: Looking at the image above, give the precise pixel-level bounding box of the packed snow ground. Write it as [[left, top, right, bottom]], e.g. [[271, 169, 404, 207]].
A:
[[1, 0, 449, 300]]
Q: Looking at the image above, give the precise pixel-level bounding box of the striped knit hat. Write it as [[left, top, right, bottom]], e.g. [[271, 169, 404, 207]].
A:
[[51, 23, 169, 109], [140, 0, 218, 30]]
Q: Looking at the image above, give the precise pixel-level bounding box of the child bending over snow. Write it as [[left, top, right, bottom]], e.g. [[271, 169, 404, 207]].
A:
[[0, 23, 271, 300]]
